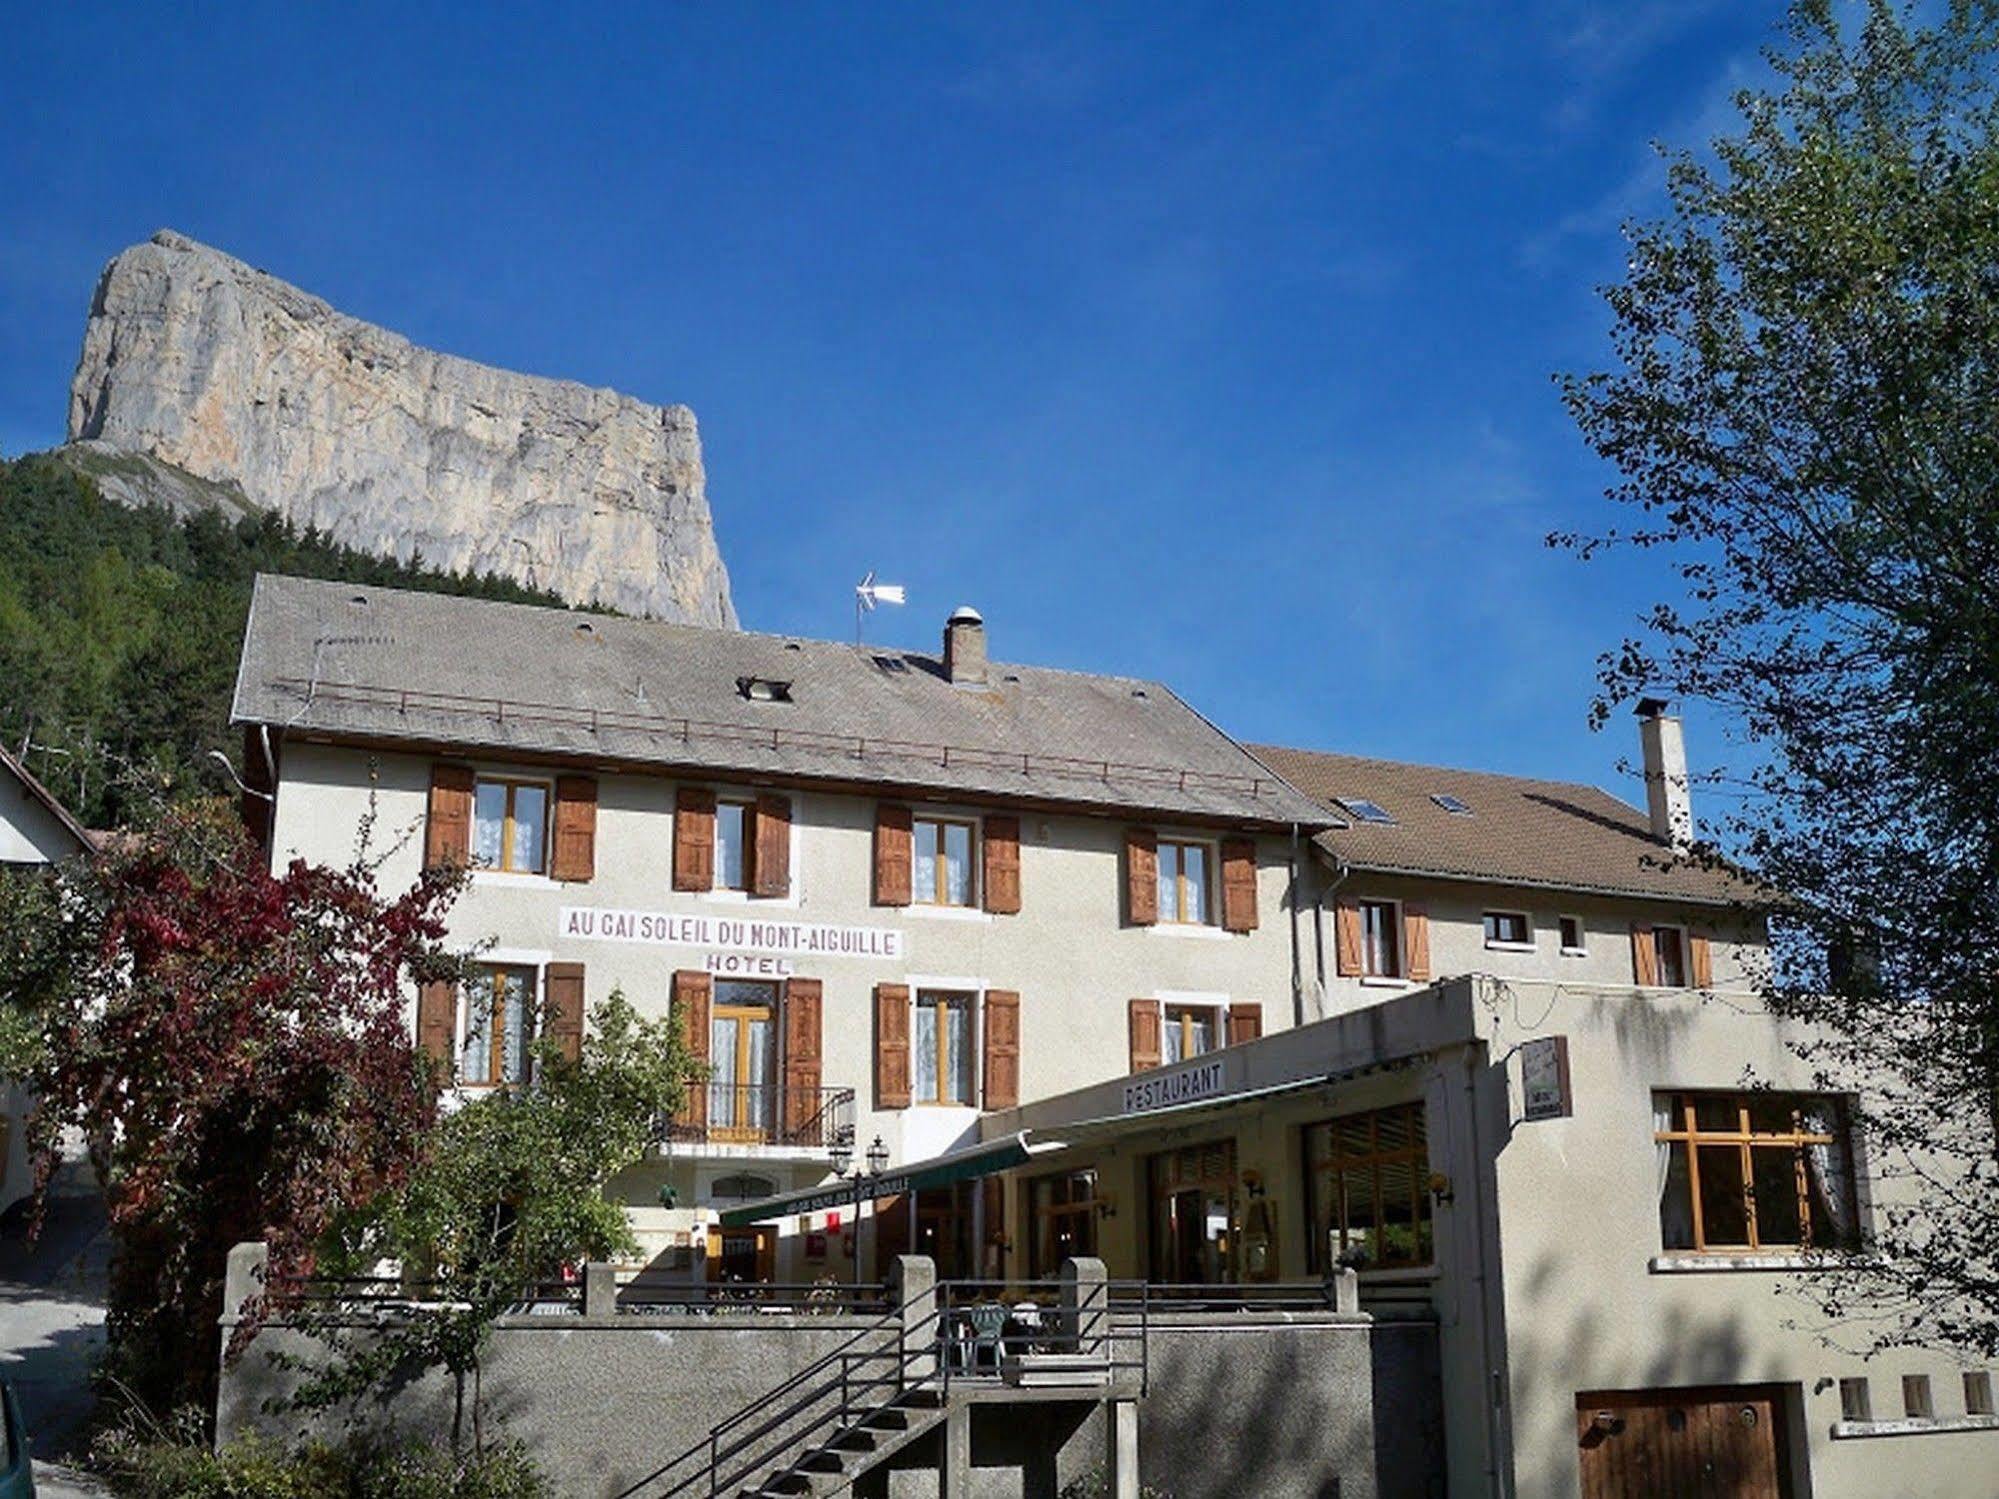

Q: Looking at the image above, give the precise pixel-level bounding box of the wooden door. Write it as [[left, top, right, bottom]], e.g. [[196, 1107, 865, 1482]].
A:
[[1577, 1387, 1791, 1499]]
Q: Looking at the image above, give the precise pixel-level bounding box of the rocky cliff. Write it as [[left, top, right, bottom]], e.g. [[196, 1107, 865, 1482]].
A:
[[64, 231, 736, 625]]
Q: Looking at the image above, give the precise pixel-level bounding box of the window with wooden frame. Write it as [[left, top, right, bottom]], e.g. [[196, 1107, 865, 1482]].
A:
[[1360, 898, 1402, 978], [1558, 915, 1587, 955], [1483, 910, 1531, 947], [913, 816, 976, 907], [1162, 1003, 1221, 1065], [1155, 838, 1212, 925], [1653, 1091, 1857, 1253], [1305, 1102, 1431, 1271], [472, 777, 549, 874], [1029, 1169, 1100, 1277], [913, 990, 976, 1104], [1964, 1371, 1995, 1417], [715, 800, 754, 893], [707, 978, 777, 1140], [460, 964, 537, 1086]]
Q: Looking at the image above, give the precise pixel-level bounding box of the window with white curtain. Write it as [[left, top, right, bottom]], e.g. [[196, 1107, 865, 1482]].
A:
[[1162, 1004, 1220, 1064], [913, 990, 975, 1104], [1653, 1090, 1856, 1252]]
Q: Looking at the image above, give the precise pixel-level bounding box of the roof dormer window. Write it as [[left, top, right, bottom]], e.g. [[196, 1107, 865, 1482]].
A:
[[736, 676, 793, 703]]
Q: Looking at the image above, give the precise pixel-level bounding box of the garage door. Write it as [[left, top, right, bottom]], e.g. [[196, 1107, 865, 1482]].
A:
[[1576, 1386, 1793, 1499]]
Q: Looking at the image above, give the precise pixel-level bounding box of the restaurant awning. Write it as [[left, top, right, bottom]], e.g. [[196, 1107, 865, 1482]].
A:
[[716, 1131, 1065, 1228]]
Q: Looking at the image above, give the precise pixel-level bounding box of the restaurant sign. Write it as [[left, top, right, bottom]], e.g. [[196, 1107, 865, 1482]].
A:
[[558, 907, 905, 961], [1122, 1057, 1228, 1116]]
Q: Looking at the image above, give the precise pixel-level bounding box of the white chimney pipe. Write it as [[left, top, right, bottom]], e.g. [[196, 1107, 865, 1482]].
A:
[[1636, 697, 1693, 850]]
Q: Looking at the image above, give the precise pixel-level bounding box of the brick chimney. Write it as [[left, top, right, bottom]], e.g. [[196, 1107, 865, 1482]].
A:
[[1636, 696, 1693, 850], [944, 606, 987, 686]]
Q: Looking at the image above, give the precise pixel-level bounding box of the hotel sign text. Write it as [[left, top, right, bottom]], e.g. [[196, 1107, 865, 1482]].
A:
[[559, 907, 905, 961], [1122, 1058, 1227, 1115]]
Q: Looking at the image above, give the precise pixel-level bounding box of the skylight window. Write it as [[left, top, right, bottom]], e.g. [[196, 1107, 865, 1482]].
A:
[[736, 676, 793, 703], [1337, 797, 1396, 825], [872, 655, 909, 675], [1431, 793, 1474, 816]]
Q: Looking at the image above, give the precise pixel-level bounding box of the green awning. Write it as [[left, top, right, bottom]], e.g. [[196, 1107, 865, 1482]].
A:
[[717, 1132, 1057, 1227]]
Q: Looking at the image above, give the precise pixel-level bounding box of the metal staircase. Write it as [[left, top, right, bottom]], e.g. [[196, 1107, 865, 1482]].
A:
[[615, 1276, 1147, 1499]]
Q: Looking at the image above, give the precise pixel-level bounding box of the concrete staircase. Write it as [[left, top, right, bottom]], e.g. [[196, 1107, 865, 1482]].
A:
[[737, 1389, 950, 1497]]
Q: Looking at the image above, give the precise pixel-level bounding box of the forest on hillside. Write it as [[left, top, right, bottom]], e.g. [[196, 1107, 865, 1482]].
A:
[[0, 454, 574, 829]]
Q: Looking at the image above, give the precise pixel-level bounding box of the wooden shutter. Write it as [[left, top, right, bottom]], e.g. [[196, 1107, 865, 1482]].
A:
[[1404, 904, 1432, 982], [672, 788, 716, 891], [1226, 1003, 1263, 1047], [1128, 998, 1163, 1072], [874, 804, 913, 906], [874, 983, 911, 1108], [782, 977, 823, 1139], [672, 970, 712, 1129], [752, 794, 792, 897], [417, 979, 456, 1065], [424, 764, 475, 870], [982, 990, 1021, 1110], [1125, 827, 1159, 926], [1334, 897, 1364, 977], [1630, 923, 1659, 986], [549, 776, 598, 882], [982, 815, 1022, 915], [544, 961, 586, 1062], [1689, 932, 1714, 989], [1219, 838, 1259, 932]]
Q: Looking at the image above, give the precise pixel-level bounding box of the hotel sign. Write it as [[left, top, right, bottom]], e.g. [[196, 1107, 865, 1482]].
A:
[[558, 907, 905, 961], [1520, 1035, 1573, 1121], [1122, 1058, 1228, 1116]]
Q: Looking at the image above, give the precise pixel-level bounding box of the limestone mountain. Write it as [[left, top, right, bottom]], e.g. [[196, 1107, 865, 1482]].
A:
[[60, 230, 735, 625]]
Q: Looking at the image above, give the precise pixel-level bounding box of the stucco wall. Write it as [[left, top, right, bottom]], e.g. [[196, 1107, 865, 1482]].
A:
[[266, 741, 1304, 1161], [1475, 979, 1999, 1499], [0, 785, 85, 865], [220, 1304, 1432, 1499]]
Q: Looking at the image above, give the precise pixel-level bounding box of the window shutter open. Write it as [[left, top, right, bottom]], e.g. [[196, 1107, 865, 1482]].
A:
[[673, 788, 716, 891], [1125, 827, 1159, 926], [782, 977, 823, 1139], [550, 777, 598, 882], [1226, 1002, 1263, 1047], [425, 764, 475, 871], [752, 794, 792, 897], [1128, 998, 1163, 1072], [417, 978, 457, 1066], [1220, 838, 1259, 932], [672, 970, 712, 1129], [1404, 904, 1432, 982], [982, 815, 1022, 915], [1631, 923, 1659, 986], [982, 989, 1021, 1110], [1689, 932, 1714, 989], [874, 983, 911, 1108], [544, 961, 586, 1062], [1334, 897, 1364, 977], [874, 804, 913, 906]]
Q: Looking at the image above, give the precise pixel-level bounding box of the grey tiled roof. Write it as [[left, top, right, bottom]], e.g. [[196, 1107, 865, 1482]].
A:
[[233, 575, 1330, 827], [1249, 743, 1749, 907]]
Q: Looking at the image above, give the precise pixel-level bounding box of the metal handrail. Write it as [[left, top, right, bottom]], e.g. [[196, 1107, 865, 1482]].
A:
[[667, 1083, 855, 1150], [266, 676, 1291, 800]]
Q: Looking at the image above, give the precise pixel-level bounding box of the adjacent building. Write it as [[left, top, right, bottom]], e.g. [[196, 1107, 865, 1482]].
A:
[[0, 746, 96, 1216]]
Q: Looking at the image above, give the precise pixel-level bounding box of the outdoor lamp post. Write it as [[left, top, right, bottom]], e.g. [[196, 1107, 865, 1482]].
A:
[[831, 1134, 890, 1287]]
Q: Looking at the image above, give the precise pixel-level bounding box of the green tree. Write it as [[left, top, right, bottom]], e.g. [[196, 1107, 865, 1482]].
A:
[[1561, 1, 1999, 1354], [290, 993, 699, 1454]]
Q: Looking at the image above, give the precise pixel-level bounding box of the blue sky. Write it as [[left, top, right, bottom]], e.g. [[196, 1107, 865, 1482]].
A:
[[0, 2, 1785, 814]]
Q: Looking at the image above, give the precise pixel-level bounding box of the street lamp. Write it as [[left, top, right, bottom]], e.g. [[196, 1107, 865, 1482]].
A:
[[831, 1134, 890, 1287]]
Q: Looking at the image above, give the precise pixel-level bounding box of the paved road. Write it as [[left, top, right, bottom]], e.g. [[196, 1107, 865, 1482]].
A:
[[0, 1156, 109, 1466]]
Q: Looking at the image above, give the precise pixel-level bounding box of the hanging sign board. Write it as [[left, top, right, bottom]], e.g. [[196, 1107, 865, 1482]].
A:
[[559, 907, 905, 961], [1520, 1036, 1573, 1121]]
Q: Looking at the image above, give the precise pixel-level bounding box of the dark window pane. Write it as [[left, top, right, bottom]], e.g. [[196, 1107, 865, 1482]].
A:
[[1697, 1146, 1750, 1244], [1750, 1146, 1805, 1247], [1747, 1094, 1799, 1136], [1694, 1095, 1740, 1132]]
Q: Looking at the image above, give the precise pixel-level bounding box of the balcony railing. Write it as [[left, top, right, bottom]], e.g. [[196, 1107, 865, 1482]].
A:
[[669, 1084, 855, 1151]]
